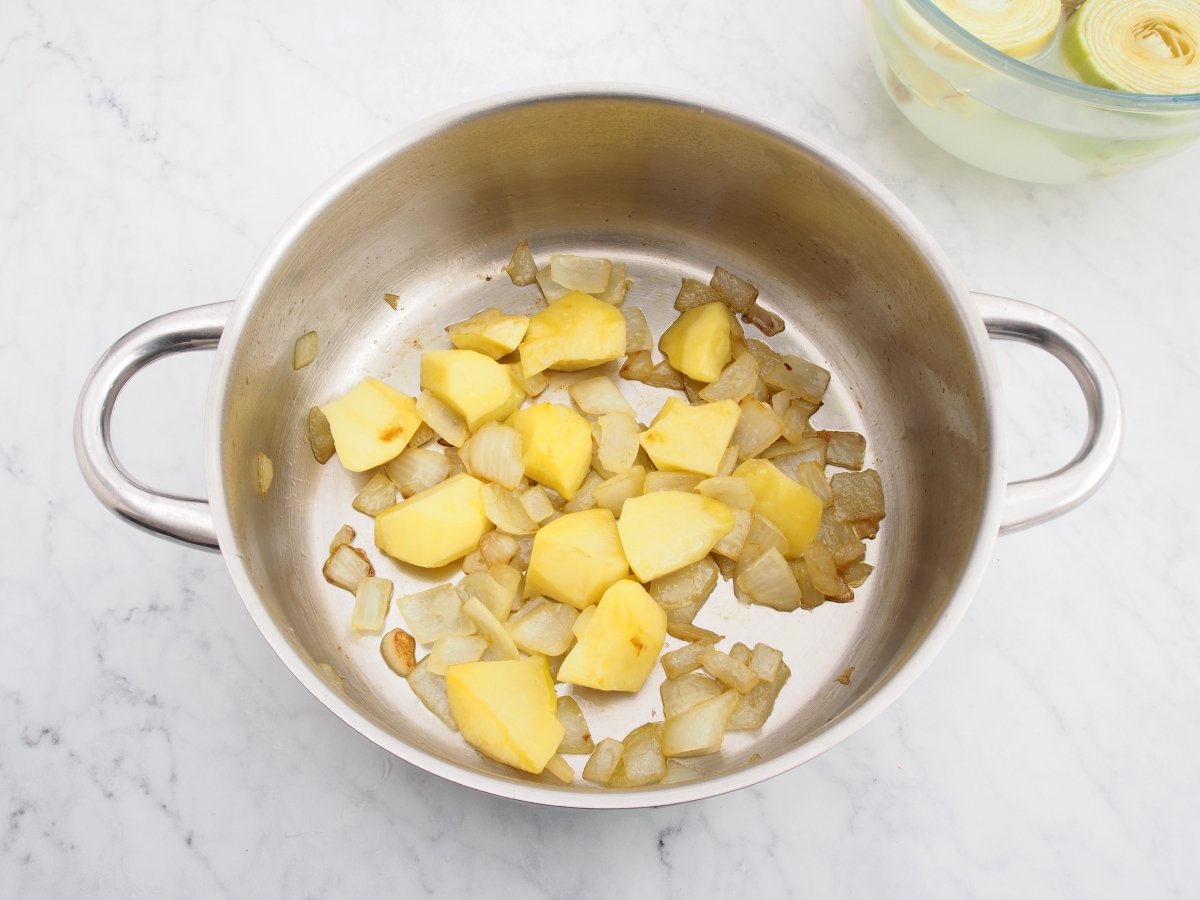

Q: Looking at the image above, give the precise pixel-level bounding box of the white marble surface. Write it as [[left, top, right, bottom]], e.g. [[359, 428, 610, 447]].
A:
[[3, 0, 1198, 896]]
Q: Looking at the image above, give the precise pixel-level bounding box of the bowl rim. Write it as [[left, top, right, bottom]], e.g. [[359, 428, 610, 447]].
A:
[[900, 0, 1200, 110], [204, 86, 1006, 809]]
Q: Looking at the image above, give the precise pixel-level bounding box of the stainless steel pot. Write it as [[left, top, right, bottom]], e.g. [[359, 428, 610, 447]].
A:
[[75, 91, 1121, 808]]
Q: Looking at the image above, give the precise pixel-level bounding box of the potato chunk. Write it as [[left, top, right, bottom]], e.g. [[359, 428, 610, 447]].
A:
[[734, 459, 823, 558], [445, 657, 564, 774], [617, 492, 735, 582], [446, 307, 529, 359], [420, 349, 525, 432], [525, 509, 629, 610], [658, 302, 734, 382], [320, 377, 422, 472], [375, 473, 492, 568], [557, 580, 667, 692], [519, 291, 626, 377], [638, 397, 740, 477], [508, 403, 592, 500]]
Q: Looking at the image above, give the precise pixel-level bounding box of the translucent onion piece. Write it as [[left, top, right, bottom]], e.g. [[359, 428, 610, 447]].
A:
[[789, 559, 825, 610], [716, 445, 739, 477], [744, 513, 789, 562], [650, 557, 718, 622], [621, 307, 652, 352], [741, 338, 780, 370], [323, 543, 374, 592], [714, 554, 736, 581], [385, 446, 450, 497], [406, 658, 457, 730], [506, 597, 579, 657], [455, 571, 513, 623], [732, 399, 784, 460], [461, 423, 524, 489], [410, 421, 437, 447], [728, 660, 790, 731], [1065, 0, 1200, 93], [822, 431, 867, 471], [307, 406, 336, 464], [619, 350, 655, 381], [569, 375, 635, 416], [643, 359, 686, 391], [352, 472, 396, 516], [748, 643, 784, 683], [661, 689, 739, 758], [380, 628, 417, 676], [352, 576, 393, 633], [666, 622, 724, 644], [699, 353, 758, 403], [416, 389, 469, 448], [462, 596, 520, 661], [535, 266, 572, 303], [560, 470, 602, 513], [479, 530, 519, 567], [760, 354, 831, 403], [712, 509, 752, 559], [697, 476, 756, 510], [675, 277, 724, 311], [596, 413, 641, 474], [699, 647, 761, 693], [503, 238, 538, 286], [935, 0, 1060, 57], [709, 266, 758, 313], [594, 465, 646, 516], [661, 640, 717, 679], [461, 549, 488, 575], [831, 469, 885, 524], [582, 738, 624, 786], [741, 303, 784, 337], [556, 696, 595, 754], [550, 254, 612, 294], [660, 672, 726, 719], [596, 263, 630, 306], [511, 534, 535, 571], [254, 452, 274, 499], [611, 723, 666, 788], [735, 548, 802, 612], [508, 363, 549, 398], [292, 330, 319, 370], [544, 753, 575, 784], [328, 523, 356, 554], [661, 759, 701, 784], [790, 461, 832, 508], [518, 485, 558, 524], [803, 541, 849, 599], [843, 561, 874, 589], [426, 634, 487, 676], [398, 584, 474, 644], [481, 483, 538, 535], [643, 471, 704, 493]]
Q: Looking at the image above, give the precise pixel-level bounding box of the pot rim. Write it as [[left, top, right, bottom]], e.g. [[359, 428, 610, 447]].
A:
[[204, 86, 1006, 809]]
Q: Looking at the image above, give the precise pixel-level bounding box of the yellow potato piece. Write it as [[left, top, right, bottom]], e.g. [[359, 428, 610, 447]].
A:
[[519, 291, 626, 377], [525, 509, 629, 610], [446, 308, 529, 359], [445, 657, 564, 774], [639, 397, 740, 476], [658, 301, 734, 383], [734, 458, 822, 557], [374, 473, 491, 568], [508, 403, 592, 500], [557, 580, 667, 692], [617, 491, 735, 582], [319, 377, 422, 472], [421, 349, 525, 432]]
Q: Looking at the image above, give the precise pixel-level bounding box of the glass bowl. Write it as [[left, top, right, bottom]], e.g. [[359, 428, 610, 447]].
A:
[[863, 0, 1200, 182]]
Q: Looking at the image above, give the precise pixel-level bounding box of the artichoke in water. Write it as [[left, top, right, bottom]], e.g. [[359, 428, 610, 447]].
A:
[[1065, 0, 1200, 94], [931, 0, 1061, 57]]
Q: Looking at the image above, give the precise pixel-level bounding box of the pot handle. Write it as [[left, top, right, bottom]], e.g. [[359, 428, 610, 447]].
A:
[[973, 293, 1122, 535], [74, 302, 233, 550]]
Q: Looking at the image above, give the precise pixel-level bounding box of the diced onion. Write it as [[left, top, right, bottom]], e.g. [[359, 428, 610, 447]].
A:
[[506, 597, 579, 657], [254, 451, 274, 499], [352, 576, 393, 633], [455, 570, 513, 623], [650, 557, 718, 621], [550, 254, 612, 294], [748, 643, 784, 682], [398, 584, 474, 644], [732, 399, 784, 459], [594, 465, 645, 516], [479, 530, 519, 567], [761, 354, 831, 403], [642, 359, 685, 390], [292, 330, 319, 370], [643, 471, 704, 493], [710, 266, 758, 313], [843, 561, 874, 588], [619, 350, 655, 381], [508, 363, 549, 397], [569, 376, 635, 416], [831, 469, 885, 524], [661, 760, 701, 784], [323, 543, 374, 592], [544, 753, 575, 784], [699, 647, 760, 693], [406, 659, 457, 730], [352, 472, 396, 516], [556, 696, 595, 754], [328, 523, 356, 553], [560, 470, 602, 513], [481, 483, 538, 535], [697, 476, 755, 510], [661, 640, 716, 679], [802, 541, 849, 599], [385, 446, 450, 497], [535, 267, 572, 303], [518, 485, 557, 524], [666, 622, 724, 644], [461, 549, 489, 574], [462, 596, 520, 661], [596, 263, 630, 306], [460, 423, 524, 490], [699, 353, 758, 403], [427, 635, 487, 676], [790, 461, 832, 507], [596, 413, 640, 474], [716, 445, 738, 477], [674, 278, 723, 311], [823, 431, 867, 471], [712, 509, 751, 560], [741, 303, 784, 336], [621, 307, 652, 352], [416, 390, 469, 447], [582, 738, 624, 786], [307, 407, 335, 464], [503, 238, 538, 286], [735, 548, 802, 611]]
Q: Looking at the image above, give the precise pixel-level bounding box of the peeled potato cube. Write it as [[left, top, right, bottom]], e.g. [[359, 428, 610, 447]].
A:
[[556, 696, 595, 755], [445, 657, 565, 774], [734, 459, 823, 558], [662, 689, 740, 758], [506, 597, 579, 656], [375, 473, 492, 568], [508, 403, 592, 500], [525, 509, 628, 610], [617, 492, 735, 582], [583, 737, 624, 786], [446, 307, 530, 359], [519, 291, 627, 377], [611, 723, 666, 787], [639, 397, 740, 477], [557, 580, 667, 693], [421, 349, 525, 432], [660, 671, 725, 719], [320, 377, 422, 472], [659, 301, 734, 383]]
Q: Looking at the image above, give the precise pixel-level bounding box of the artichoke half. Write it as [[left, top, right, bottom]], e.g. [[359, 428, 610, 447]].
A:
[[931, 0, 1061, 57], [1065, 0, 1200, 94]]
